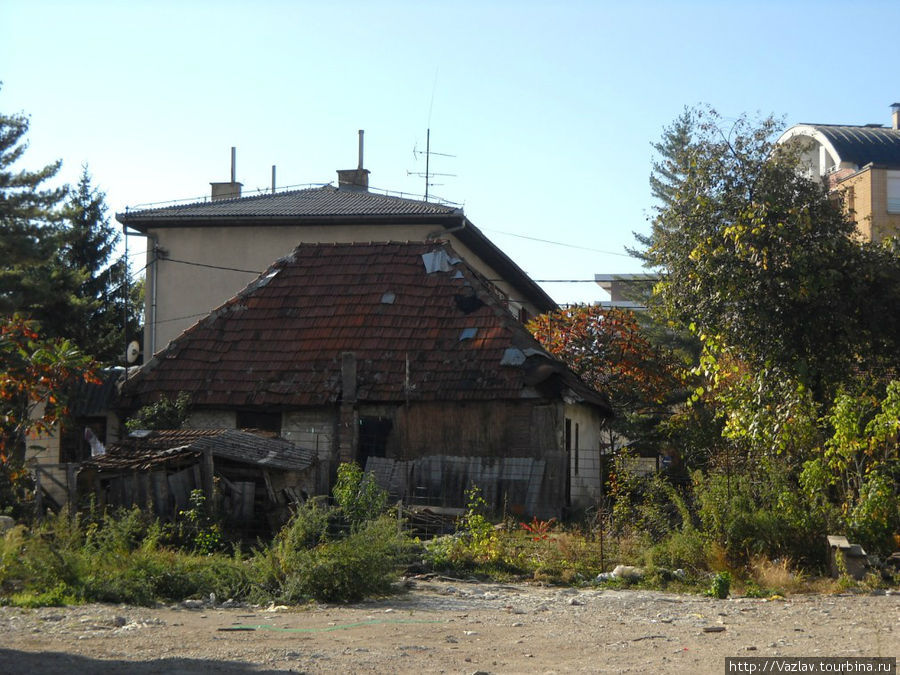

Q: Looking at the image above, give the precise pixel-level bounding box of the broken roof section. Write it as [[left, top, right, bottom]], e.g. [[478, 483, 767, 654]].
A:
[[119, 241, 610, 413], [83, 429, 316, 472]]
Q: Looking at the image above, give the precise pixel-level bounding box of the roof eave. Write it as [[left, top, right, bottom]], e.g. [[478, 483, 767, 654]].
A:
[[455, 218, 557, 312], [115, 211, 463, 231]]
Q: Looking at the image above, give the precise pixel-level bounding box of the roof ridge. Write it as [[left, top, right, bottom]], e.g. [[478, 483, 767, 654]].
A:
[[802, 122, 900, 132], [119, 184, 462, 219]]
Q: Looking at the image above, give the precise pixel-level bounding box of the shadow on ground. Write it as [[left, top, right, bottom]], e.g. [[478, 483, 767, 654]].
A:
[[0, 649, 292, 674]]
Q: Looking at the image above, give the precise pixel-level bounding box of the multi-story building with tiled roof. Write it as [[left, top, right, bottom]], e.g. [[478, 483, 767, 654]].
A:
[[776, 103, 900, 242], [117, 142, 555, 356]]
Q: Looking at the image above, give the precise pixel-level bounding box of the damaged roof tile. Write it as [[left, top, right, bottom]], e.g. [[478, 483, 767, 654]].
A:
[[120, 242, 610, 413]]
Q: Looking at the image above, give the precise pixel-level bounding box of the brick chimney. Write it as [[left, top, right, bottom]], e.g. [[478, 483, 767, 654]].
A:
[[336, 130, 369, 191], [892, 103, 900, 131], [211, 147, 243, 200]]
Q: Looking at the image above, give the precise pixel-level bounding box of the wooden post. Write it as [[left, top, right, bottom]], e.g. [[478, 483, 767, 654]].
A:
[[34, 467, 43, 522], [201, 449, 215, 505], [67, 463, 78, 517]]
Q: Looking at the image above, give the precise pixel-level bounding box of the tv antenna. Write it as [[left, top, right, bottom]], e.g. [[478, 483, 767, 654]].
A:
[[408, 128, 455, 201]]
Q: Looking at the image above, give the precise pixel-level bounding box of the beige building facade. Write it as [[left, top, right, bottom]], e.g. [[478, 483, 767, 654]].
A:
[[776, 103, 900, 242]]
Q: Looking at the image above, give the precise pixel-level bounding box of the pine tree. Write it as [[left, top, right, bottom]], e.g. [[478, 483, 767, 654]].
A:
[[648, 107, 695, 207], [60, 165, 139, 363], [0, 91, 74, 322]]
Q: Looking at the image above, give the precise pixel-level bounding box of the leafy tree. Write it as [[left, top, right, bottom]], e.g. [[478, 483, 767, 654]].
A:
[[60, 165, 139, 364], [332, 461, 388, 530], [631, 106, 900, 560], [0, 316, 96, 514], [125, 392, 192, 431], [528, 305, 684, 453], [640, 106, 900, 405]]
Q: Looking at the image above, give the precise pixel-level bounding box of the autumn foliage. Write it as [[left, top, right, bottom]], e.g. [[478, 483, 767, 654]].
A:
[[527, 305, 680, 416], [0, 315, 97, 464]]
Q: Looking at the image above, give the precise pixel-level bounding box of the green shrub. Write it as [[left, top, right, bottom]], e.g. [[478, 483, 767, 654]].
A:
[[706, 571, 731, 599], [332, 462, 388, 529], [693, 465, 827, 567], [278, 516, 407, 603], [8, 582, 78, 608], [645, 528, 710, 574], [173, 490, 222, 554]]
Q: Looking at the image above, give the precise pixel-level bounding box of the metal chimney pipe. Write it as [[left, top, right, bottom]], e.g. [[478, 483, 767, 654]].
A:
[[358, 130, 364, 170], [230, 147, 236, 183], [271, 165, 276, 193]]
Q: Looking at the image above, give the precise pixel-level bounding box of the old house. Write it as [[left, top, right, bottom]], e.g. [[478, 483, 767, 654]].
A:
[[117, 139, 555, 357], [117, 241, 612, 517]]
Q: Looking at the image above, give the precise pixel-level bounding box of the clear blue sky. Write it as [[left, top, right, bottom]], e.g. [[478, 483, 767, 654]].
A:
[[2, 0, 898, 304]]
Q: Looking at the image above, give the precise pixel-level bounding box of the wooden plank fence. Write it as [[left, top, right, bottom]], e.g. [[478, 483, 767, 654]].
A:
[[33, 463, 79, 518]]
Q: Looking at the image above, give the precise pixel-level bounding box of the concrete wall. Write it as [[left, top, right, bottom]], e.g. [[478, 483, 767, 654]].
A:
[[185, 410, 237, 429], [565, 402, 610, 510], [144, 223, 540, 353], [282, 409, 335, 495], [25, 400, 58, 464]]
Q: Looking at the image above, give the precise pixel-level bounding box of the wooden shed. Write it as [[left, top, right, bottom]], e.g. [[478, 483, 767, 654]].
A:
[[79, 428, 317, 532]]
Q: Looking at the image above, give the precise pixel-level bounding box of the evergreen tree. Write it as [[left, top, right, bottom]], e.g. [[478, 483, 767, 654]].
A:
[[0, 89, 75, 324], [648, 107, 696, 207], [60, 165, 139, 363]]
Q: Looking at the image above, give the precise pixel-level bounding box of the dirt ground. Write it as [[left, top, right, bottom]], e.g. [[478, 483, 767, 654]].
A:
[[0, 578, 897, 674]]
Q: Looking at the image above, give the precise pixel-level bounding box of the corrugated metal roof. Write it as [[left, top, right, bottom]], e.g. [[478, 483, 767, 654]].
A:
[[806, 124, 900, 167], [119, 241, 609, 412], [117, 186, 461, 222], [84, 429, 316, 471]]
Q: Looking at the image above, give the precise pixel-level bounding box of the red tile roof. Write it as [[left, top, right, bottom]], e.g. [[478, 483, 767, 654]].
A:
[[120, 242, 609, 411]]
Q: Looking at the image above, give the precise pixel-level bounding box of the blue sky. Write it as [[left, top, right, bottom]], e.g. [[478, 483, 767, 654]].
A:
[[2, 0, 898, 304]]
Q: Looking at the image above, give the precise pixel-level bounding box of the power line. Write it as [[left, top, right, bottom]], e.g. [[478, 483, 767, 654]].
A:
[[152, 255, 624, 287], [155, 311, 211, 325], [482, 228, 639, 257], [162, 257, 263, 275]]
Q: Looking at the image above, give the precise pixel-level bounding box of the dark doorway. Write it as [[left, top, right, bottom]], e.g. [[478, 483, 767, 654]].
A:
[[358, 416, 393, 466], [564, 417, 572, 507]]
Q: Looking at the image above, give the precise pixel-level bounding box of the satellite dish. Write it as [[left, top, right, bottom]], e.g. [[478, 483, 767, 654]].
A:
[[126, 340, 141, 364]]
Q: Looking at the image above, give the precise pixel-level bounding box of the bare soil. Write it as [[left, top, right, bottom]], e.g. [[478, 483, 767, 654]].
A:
[[0, 578, 897, 674]]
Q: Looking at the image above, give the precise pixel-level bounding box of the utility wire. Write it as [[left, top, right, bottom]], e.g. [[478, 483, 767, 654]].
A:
[[155, 311, 212, 325], [482, 228, 639, 257], [162, 257, 263, 275], [155, 255, 621, 283]]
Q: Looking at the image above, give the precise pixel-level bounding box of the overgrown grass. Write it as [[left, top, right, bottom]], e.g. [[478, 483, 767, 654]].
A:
[[2, 463, 895, 608], [0, 463, 414, 608]]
